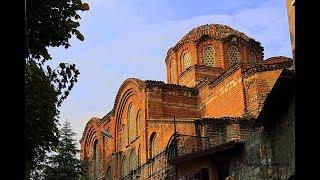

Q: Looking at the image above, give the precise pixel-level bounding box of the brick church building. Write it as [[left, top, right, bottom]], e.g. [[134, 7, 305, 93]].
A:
[[80, 24, 295, 180]]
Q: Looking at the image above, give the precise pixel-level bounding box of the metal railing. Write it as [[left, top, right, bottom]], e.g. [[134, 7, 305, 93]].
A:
[[122, 150, 175, 180]]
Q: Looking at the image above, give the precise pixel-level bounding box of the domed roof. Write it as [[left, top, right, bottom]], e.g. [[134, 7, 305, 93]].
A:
[[172, 24, 260, 50]]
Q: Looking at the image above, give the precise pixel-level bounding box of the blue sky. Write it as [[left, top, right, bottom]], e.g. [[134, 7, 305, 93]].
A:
[[48, 0, 292, 146]]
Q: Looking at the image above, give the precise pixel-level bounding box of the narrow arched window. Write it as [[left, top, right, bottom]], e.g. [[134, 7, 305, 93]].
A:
[[182, 52, 192, 71], [170, 59, 176, 83], [229, 46, 241, 67], [136, 110, 142, 134], [248, 52, 257, 64], [149, 133, 157, 158], [203, 46, 215, 67], [122, 156, 127, 178], [93, 140, 100, 179], [130, 150, 138, 171], [128, 104, 136, 142]]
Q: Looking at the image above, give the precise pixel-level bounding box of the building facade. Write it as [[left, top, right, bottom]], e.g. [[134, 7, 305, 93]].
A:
[[80, 24, 294, 180]]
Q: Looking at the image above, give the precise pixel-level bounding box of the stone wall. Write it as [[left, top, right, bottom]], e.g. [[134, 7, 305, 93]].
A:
[[229, 98, 295, 179]]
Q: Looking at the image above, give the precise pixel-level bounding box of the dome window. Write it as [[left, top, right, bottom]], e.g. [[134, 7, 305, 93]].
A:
[[182, 52, 192, 71], [248, 52, 257, 64], [203, 46, 215, 67], [228, 46, 241, 67]]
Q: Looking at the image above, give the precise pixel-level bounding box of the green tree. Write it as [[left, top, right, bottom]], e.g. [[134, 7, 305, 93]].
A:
[[43, 120, 83, 180], [25, 61, 60, 179], [25, 0, 89, 178]]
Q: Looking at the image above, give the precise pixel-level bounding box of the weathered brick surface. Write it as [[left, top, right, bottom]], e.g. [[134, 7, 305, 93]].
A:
[[229, 99, 295, 180]]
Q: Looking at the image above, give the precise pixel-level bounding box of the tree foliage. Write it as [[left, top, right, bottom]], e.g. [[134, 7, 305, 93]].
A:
[[25, 0, 89, 178], [43, 120, 83, 180], [26, 0, 88, 62], [25, 61, 60, 178]]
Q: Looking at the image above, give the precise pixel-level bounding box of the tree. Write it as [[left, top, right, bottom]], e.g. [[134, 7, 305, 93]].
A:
[[25, 0, 89, 178], [43, 120, 83, 180], [25, 61, 60, 179]]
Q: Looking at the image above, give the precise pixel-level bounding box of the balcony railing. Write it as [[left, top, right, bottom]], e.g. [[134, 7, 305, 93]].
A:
[[122, 150, 176, 180]]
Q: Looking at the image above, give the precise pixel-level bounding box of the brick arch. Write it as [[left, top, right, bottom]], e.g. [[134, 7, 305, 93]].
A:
[[113, 78, 146, 150], [81, 118, 102, 158], [149, 132, 157, 158], [176, 42, 197, 74]]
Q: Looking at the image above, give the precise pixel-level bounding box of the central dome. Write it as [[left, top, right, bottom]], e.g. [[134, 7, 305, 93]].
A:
[[173, 24, 260, 50], [165, 23, 265, 87]]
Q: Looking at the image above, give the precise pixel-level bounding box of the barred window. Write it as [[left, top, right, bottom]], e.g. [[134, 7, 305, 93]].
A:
[[203, 46, 215, 67], [137, 110, 142, 134], [130, 150, 138, 171], [182, 52, 191, 70], [248, 52, 257, 64], [228, 46, 241, 67], [170, 59, 176, 83], [128, 104, 136, 142]]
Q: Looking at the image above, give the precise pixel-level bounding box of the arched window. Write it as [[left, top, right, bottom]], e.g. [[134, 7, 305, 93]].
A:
[[121, 124, 127, 148], [128, 104, 136, 142], [228, 46, 241, 67], [248, 52, 257, 64], [93, 140, 100, 179], [149, 133, 157, 158], [130, 150, 138, 171], [182, 52, 191, 71], [203, 46, 215, 67], [170, 59, 176, 83], [136, 110, 142, 134], [106, 166, 112, 180], [122, 156, 128, 178]]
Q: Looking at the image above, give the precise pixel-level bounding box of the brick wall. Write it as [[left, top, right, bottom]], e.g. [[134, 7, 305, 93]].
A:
[[199, 68, 245, 118], [244, 69, 282, 117]]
